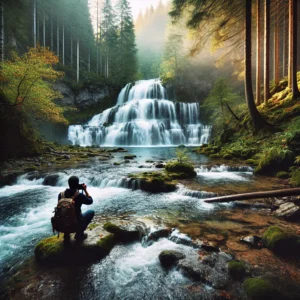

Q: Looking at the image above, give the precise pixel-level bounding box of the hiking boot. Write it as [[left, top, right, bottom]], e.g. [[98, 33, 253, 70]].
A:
[[75, 233, 88, 241], [64, 233, 70, 242]]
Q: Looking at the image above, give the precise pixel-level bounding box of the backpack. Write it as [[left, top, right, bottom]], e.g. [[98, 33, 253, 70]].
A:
[[51, 191, 79, 235]]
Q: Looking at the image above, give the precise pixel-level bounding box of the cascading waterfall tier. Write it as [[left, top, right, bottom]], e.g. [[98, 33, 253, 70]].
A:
[[68, 79, 211, 146]]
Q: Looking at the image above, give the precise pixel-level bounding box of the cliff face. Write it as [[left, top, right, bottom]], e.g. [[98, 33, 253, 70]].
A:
[[53, 83, 110, 107]]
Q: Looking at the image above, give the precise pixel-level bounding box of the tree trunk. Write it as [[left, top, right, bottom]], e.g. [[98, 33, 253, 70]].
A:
[[0, 1, 4, 62], [282, 2, 287, 78], [62, 23, 65, 65], [274, 0, 280, 85], [33, 0, 37, 47], [56, 16, 59, 56], [288, 0, 300, 98], [43, 10, 46, 47], [88, 49, 90, 73], [203, 188, 300, 203], [50, 9, 53, 51], [96, 0, 99, 74], [245, 0, 269, 132], [256, 0, 262, 105], [70, 30, 73, 68], [264, 0, 270, 105], [77, 39, 79, 83]]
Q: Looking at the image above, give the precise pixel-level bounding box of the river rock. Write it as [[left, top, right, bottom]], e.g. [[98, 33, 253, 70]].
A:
[[0, 173, 19, 187], [149, 228, 171, 241], [178, 252, 233, 289], [155, 163, 165, 169], [159, 250, 186, 268], [240, 235, 263, 249], [43, 174, 60, 186], [103, 221, 145, 242], [275, 202, 300, 220], [35, 226, 116, 264]]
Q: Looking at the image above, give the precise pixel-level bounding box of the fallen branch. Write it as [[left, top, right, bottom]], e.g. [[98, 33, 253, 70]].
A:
[[203, 188, 300, 203]]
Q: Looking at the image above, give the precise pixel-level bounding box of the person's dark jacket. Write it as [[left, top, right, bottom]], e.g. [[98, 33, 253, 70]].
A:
[[58, 189, 93, 220]]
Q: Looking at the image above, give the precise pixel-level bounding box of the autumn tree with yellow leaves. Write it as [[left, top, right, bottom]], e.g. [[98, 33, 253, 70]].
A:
[[0, 46, 67, 124]]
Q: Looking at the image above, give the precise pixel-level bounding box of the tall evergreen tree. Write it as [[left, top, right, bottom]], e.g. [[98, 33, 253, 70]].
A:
[[116, 0, 137, 84]]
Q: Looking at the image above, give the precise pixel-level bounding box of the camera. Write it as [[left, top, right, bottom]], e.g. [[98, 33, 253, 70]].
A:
[[78, 183, 85, 190]]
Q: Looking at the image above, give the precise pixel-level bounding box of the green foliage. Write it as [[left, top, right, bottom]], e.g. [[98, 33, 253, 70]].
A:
[[175, 148, 190, 163], [254, 148, 295, 175], [228, 260, 246, 280], [289, 168, 300, 187], [243, 278, 280, 300], [275, 171, 289, 179], [0, 46, 66, 124]]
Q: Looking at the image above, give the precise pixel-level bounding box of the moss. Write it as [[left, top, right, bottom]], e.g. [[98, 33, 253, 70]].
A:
[[165, 162, 197, 178], [95, 234, 116, 253], [210, 154, 221, 159], [103, 222, 123, 234], [34, 236, 65, 262], [228, 260, 246, 280], [222, 154, 233, 160], [276, 171, 289, 179], [88, 223, 99, 230], [289, 168, 300, 187], [262, 226, 300, 255], [246, 159, 259, 165], [254, 149, 295, 175], [243, 278, 281, 300], [113, 162, 121, 166]]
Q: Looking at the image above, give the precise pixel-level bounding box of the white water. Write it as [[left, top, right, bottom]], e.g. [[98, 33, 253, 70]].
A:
[[68, 79, 211, 146]]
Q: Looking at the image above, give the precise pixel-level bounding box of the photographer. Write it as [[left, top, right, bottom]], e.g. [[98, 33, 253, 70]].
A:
[[58, 175, 94, 241]]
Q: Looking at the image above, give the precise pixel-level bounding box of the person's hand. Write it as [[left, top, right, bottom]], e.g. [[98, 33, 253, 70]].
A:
[[82, 184, 87, 191]]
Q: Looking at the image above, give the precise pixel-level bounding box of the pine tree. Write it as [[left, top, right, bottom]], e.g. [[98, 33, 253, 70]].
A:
[[116, 0, 137, 84]]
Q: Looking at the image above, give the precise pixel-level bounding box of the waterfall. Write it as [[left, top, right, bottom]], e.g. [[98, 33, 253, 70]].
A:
[[68, 79, 211, 146]]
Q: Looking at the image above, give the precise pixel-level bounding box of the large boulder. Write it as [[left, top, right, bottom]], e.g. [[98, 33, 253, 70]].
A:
[[42, 174, 60, 186], [165, 162, 197, 179], [262, 226, 300, 255], [275, 202, 300, 220], [35, 229, 115, 264], [243, 278, 281, 300]]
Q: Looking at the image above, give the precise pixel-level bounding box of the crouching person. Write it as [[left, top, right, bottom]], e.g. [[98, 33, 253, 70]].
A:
[[54, 175, 94, 241]]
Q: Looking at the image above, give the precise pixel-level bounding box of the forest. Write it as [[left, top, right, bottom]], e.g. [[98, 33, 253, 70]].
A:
[[0, 0, 300, 300]]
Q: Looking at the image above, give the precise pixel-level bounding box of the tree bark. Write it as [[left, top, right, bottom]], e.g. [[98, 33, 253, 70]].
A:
[[96, 0, 99, 75], [245, 0, 269, 132], [288, 0, 300, 98], [282, 2, 287, 78], [264, 0, 270, 105], [33, 0, 37, 47], [56, 16, 59, 56], [204, 188, 300, 203], [43, 10, 46, 47], [62, 23, 65, 65], [70, 30, 73, 68], [256, 0, 262, 105], [77, 39, 79, 83], [0, 1, 4, 62], [50, 9, 53, 51], [274, 0, 280, 85]]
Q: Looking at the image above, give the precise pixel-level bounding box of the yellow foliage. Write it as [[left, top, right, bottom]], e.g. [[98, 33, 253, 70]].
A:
[[0, 46, 67, 124]]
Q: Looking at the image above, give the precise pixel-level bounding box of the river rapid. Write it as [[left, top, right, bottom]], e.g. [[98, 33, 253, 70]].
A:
[[0, 147, 262, 299]]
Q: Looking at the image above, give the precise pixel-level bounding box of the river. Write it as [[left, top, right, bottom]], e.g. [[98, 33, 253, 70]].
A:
[[0, 146, 261, 299]]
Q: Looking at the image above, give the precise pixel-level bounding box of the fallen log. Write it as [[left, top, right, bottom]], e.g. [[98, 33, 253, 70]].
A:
[[203, 188, 300, 203]]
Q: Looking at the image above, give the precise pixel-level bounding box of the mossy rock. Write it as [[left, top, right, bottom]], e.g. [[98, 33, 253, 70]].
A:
[[34, 224, 117, 265], [178, 144, 186, 148], [210, 154, 221, 159], [103, 222, 141, 242], [222, 154, 233, 160], [289, 168, 300, 187], [124, 155, 136, 160], [113, 162, 122, 166], [262, 226, 300, 255], [228, 260, 246, 280], [243, 278, 282, 300], [246, 159, 259, 166], [165, 162, 197, 178], [276, 171, 290, 179], [254, 149, 295, 175]]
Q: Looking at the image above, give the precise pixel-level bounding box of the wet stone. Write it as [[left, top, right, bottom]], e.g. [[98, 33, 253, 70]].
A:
[[159, 250, 186, 268], [42, 174, 60, 186], [240, 235, 263, 249], [275, 202, 300, 220]]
